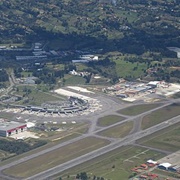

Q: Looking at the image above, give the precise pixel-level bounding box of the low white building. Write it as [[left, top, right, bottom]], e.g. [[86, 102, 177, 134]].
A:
[[147, 159, 158, 165]]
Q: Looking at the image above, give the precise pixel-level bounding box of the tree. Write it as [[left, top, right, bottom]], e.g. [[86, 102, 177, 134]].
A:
[[76, 174, 80, 179], [80, 172, 88, 180]]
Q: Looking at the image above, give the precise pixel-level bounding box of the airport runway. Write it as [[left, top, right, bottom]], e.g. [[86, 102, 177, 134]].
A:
[[0, 102, 173, 172], [0, 93, 179, 180], [26, 115, 180, 180]]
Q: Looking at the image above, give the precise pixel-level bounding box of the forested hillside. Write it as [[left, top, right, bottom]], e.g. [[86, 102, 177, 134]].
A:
[[0, 0, 179, 53]]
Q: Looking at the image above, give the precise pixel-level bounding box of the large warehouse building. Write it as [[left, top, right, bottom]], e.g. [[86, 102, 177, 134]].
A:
[[0, 120, 27, 137]]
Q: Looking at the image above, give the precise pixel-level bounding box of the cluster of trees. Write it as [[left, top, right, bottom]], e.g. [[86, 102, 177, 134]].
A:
[[0, 83, 6, 88], [14, 67, 23, 78], [0, 0, 179, 55], [0, 139, 47, 155], [88, 58, 119, 83], [60, 172, 105, 180], [32, 64, 74, 84], [0, 69, 8, 82]]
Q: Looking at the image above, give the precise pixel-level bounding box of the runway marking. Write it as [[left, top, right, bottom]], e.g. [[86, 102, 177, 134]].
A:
[[52, 133, 73, 141], [124, 149, 149, 162]]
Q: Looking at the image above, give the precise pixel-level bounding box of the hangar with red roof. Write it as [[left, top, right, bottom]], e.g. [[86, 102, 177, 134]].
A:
[[0, 120, 27, 137]]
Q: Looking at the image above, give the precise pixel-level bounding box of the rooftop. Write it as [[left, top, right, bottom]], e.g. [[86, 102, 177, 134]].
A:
[[0, 119, 26, 131]]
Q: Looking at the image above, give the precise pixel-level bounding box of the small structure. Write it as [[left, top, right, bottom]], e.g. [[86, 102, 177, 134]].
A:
[[72, 60, 89, 63], [147, 159, 158, 166], [147, 81, 159, 88], [158, 163, 172, 170], [0, 120, 27, 137], [26, 122, 36, 128]]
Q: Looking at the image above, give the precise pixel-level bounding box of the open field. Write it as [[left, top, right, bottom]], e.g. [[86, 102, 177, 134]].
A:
[[141, 103, 180, 129], [97, 121, 133, 138], [97, 115, 125, 127], [117, 103, 161, 116], [34, 122, 89, 139], [152, 169, 180, 179], [13, 85, 65, 106], [55, 146, 165, 180], [64, 75, 86, 86], [21, 71, 33, 78], [137, 122, 180, 152], [112, 58, 147, 78], [3, 137, 110, 178]]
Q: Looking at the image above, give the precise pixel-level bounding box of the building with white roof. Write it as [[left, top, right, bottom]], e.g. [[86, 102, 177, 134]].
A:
[[158, 163, 172, 170], [147, 159, 158, 165]]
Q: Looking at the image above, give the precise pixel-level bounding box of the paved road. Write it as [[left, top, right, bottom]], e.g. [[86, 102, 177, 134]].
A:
[[0, 94, 179, 180], [26, 115, 180, 180], [0, 102, 173, 171]]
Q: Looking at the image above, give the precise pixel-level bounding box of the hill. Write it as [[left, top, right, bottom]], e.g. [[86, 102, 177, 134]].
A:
[[0, 0, 179, 53]]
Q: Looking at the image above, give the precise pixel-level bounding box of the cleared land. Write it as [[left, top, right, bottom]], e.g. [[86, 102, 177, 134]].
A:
[[3, 137, 110, 178], [113, 58, 147, 78], [35, 122, 89, 139], [117, 103, 161, 116], [56, 146, 165, 180], [13, 85, 65, 106], [138, 122, 180, 152], [141, 103, 180, 129], [97, 121, 133, 138], [97, 115, 125, 127], [64, 75, 86, 86]]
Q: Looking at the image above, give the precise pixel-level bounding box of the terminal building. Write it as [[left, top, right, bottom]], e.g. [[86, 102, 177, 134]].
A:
[[0, 120, 27, 137]]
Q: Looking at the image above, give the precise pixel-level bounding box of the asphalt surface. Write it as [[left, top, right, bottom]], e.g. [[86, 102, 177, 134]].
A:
[[0, 101, 173, 172], [26, 115, 180, 180], [0, 80, 179, 180]]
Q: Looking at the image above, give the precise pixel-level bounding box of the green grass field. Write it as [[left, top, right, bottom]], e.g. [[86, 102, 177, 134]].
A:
[[13, 85, 65, 106], [3, 137, 110, 178], [97, 115, 125, 127], [98, 121, 133, 138], [141, 103, 180, 129], [138, 122, 180, 152], [56, 146, 165, 180], [112, 58, 147, 78], [152, 169, 180, 179], [21, 72, 33, 78], [117, 103, 161, 116], [40, 122, 89, 139], [64, 75, 86, 86]]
